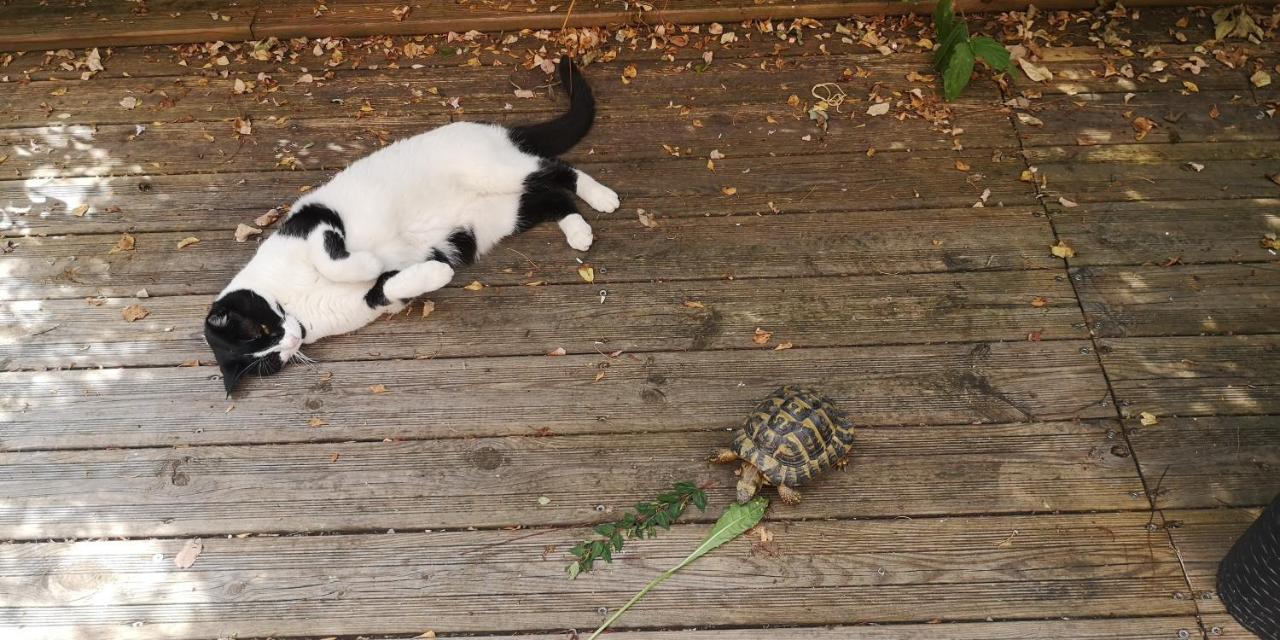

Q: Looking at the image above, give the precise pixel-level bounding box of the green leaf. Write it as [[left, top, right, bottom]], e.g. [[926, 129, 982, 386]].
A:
[[585, 498, 769, 640], [933, 20, 969, 71], [594, 523, 615, 537], [567, 561, 582, 580], [970, 36, 1014, 75], [933, 0, 956, 46], [692, 490, 708, 512], [943, 41, 975, 101]]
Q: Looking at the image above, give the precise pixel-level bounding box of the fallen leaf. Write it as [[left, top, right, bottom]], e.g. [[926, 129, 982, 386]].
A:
[[774, 341, 793, 350], [1139, 411, 1159, 426], [621, 64, 637, 84], [682, 300, 705, 309], [1030, 296, 1047, 308], [1050, 241, 1076, 259], [1131, 116, 1157, 141], [1251, 70, 1272, 88], [752, 327, 773, 345], [109, 233, 135, 254], [547, 347, 567, 356], [369, 384, 389, 394], [577, 265, 595, 283], [1209, 104, 1221, 120], [86, 296, 107, 306], [954, 159, 971, 172], [174, 539, 203, 569], [1185, 162, 1205, 173], [1058, 196, 1079, 208], [463, 280, 485, 291], [593, 370, 607, 383], [119, 96, 138, 109], [232, 116, 252, 135], [233, 78, 247, 94], [255, 208, 282, 227], [721, 186, 738, 196], [1028, 330, 1043, 342], [866, 102, 890, 116], [1016, 112, 1044, 127], [1262, 234, 1280, 251], [637, 209, 658, 229], [307, 417, 329, 427], [136, 288, 149, 298], [72, 203, 90, 217], [513, 88, 535, 99], [234, 224, 262, 242], [709, 149, 725, 160], [415, 632, 437, 640], [421, 300, 435, 318], [176, 236, 200, 249], [122, 304, 150, 322], [1017, 58, 1054, 82]]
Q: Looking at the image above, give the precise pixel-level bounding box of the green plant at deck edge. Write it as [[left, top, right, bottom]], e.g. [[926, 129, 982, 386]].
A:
[[933, 0, 1016, 100]]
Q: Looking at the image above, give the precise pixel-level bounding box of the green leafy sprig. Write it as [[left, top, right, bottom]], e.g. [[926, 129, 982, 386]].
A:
[[566, 480, 708, 579], [932, 0, 1016, 101], [586, 497, 769, 640]]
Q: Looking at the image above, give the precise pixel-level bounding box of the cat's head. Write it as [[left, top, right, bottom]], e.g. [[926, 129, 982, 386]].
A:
[[204, 289, 305, 394]]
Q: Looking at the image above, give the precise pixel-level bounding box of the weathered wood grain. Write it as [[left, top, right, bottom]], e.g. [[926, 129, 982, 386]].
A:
[[1126, 415, 1280, 510], [415, 618, 1211, 640], [0, 205, 1057, 301], [1016, 91, 1279, 147], [0, 108, 1016, 180], [1052, 198, 1280, 267], [0, 340, 1112, 450], [2, 269, 1085, 370], [1165, 507, 1264, 615], [1036, 158, 1280, 206], [0, 0, 256, 51], [0, 420, 1143, 539], [0, 54, 1005, 129], [2, 149, 1035, 236], [1099, 335, 1280, 418], [0, 512, 1193, 640], [1075, 263, 1280, 338], [1199, 613, 1260, 639]]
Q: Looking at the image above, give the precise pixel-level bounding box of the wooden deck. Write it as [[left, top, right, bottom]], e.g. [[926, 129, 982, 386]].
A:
[[1, 4, 1278, 639]]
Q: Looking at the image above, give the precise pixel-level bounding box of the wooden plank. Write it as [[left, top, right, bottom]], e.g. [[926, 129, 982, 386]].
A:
[[0, 0, 256, 51], [2, 269, 1086, 370], [0, 205, 1058, 301], [1017, 91, 1279, 147], [1075, 263, 1280, 338], [0, 54, 1006, 130], [1053, 198, 1280, 267], [1, 146, 1034, 235], [1099, 335, 1280, 418], [0, 340, 1112, 450], [0, 107, 1016, 180], [0, 420, 1144, 539], [421, 618, 1210, 640], [1126, 415, 1280, 510], [1165, 507, 1265, 615], [1037, 158, 1280, 206], [1199, 613, 1260, 639], [0, 512, 1193, 639], [1026, 140, 1280, 164]]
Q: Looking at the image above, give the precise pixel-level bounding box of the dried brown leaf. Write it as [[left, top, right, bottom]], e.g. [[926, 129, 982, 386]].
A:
[[122, 304, 150, 322]]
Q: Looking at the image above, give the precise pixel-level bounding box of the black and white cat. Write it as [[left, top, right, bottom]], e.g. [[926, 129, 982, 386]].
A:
[[204, 59, 618, 394]]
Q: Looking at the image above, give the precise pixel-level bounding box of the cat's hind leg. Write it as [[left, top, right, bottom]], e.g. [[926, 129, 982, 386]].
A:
[[381, 261, 455, 301], [308, 229, 384, 283], [573, 168, 619, 213], [518, 188, 593, 252]]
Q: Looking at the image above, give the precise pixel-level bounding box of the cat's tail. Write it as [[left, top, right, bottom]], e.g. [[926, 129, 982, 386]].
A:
[[509, 58, 595, 157]]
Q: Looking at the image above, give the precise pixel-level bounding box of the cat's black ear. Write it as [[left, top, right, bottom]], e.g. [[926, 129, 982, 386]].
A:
[[206, 310, 230, 329], [217, 355, 245, 396]]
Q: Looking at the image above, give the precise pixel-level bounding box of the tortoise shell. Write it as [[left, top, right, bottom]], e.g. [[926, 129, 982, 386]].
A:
[[731, 386, 855, 488]]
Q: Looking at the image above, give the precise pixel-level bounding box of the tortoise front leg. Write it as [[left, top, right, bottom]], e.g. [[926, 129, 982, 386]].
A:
[[776, 484, 803, 505], [710, 449, 739, 464]]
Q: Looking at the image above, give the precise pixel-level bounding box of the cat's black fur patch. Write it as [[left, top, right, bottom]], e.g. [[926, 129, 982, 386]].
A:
[[323, 230, 349, 259], [509, 58, 595, 157], [446, 228, 478, 266], [204, 289, 286, 394], [429, 248, 449, 264], [279, 203, 345, 238], [515, 188, 579, 232], [525, 159, 578, 192], [365, 270, 401, 308]]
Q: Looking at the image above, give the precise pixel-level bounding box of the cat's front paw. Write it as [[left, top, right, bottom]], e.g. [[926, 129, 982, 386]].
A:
[[384, 261, 454, 299], [579, 182, 620, 214]]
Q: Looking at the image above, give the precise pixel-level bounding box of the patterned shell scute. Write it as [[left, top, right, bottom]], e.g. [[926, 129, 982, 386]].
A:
[[733, 386, 856, 488]]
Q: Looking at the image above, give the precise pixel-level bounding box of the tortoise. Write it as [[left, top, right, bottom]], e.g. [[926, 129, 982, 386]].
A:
[[713, 386, 855, 505]]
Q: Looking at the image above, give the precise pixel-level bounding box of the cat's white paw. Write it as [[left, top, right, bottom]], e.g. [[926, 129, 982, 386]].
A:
[[579, 182, 620, 213], [559, 214, 594, 252], [385, 261, 454, 299]]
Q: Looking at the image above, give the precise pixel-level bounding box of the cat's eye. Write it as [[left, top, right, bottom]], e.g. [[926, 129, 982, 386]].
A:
[[259, 324, 271, 335]]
